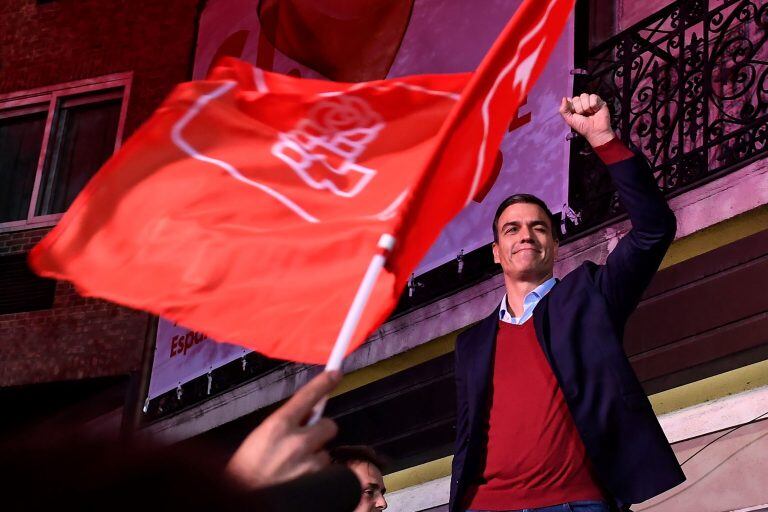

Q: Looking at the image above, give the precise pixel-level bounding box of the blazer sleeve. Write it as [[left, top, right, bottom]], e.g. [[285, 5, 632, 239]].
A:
[[594, 151, 677, 325], [450, 338, 470, 509]]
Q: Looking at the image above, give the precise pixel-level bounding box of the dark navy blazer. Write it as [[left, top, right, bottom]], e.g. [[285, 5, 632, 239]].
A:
[[449, 153, 686, 512]]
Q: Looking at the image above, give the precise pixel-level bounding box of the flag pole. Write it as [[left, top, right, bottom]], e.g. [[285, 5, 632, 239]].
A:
[[308, 233, 396, 425]]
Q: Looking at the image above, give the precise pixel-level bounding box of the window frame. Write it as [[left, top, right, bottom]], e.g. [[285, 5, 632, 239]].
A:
[[0, 72, 132, 232]]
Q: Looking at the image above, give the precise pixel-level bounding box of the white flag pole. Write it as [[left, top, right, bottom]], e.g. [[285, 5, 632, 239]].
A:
[[308, 233, 396, 425]]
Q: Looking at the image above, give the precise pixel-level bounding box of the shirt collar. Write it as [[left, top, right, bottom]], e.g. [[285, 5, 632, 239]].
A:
[[499, 277, 558, 322]]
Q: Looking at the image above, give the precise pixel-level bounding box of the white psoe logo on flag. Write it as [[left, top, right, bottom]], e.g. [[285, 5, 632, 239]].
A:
[[272, 96, 385, 198]]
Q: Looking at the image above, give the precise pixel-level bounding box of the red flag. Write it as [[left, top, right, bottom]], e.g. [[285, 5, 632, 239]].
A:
[[30, 0, 574, 364], [257, 0, 414, 82]]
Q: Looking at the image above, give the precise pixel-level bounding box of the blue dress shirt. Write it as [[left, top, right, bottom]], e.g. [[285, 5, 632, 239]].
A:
[[498, 277, 558, 325]]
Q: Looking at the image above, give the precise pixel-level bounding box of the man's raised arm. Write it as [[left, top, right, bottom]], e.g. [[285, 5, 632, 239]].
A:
[[560, 94, 677, 324]]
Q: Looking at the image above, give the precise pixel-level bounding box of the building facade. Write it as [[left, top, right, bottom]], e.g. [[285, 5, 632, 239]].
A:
[[137, 2, 768, 511], [1, 1, 766, 511], [0, 0, 201, 439]]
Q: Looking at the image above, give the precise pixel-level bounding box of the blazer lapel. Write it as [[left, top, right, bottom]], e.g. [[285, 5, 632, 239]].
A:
[[466, 307, 500, 424], [532, 278, 559, 370]]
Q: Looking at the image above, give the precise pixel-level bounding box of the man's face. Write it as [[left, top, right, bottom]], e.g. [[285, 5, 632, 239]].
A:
[[492, 202, 558, 281], [349, 461, 387, 511]]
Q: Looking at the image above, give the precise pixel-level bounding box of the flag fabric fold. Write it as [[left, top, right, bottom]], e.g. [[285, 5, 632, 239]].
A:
[[30, 0, 575, 364]]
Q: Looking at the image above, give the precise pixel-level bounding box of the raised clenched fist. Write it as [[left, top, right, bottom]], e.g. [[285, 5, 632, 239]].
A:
[[558, 93, 616, 148]]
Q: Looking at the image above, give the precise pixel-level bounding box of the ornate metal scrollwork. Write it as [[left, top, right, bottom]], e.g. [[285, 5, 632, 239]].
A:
[[567, 0, 768, 237]]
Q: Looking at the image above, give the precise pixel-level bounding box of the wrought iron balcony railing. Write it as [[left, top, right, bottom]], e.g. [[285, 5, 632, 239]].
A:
[[567, 0, 768, 237]]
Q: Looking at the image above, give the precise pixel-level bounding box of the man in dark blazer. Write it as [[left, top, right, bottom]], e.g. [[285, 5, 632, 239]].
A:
[[450, 93, 686, 512]]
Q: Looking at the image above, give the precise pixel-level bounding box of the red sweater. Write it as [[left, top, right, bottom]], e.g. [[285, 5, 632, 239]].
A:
[[466, 321, 604, 510]]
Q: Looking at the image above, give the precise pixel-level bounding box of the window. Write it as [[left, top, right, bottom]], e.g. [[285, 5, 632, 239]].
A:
[[0, 73, 131, 230], [0, 253, 56, 314]]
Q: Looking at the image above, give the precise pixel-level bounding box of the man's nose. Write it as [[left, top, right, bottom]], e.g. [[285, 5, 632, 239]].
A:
[[376, 496, 387, 510], [518, 226, 535, 242]]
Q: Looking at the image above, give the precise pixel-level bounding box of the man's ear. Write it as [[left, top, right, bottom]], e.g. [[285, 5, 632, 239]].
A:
[[492, 242, 500, 264]]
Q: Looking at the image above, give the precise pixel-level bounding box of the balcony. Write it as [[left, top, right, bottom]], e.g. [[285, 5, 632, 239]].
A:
[[568, 0, 768, 236]]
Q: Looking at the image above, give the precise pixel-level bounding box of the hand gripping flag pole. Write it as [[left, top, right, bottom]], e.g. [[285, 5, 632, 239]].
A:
[[309, 233, 396, 425]]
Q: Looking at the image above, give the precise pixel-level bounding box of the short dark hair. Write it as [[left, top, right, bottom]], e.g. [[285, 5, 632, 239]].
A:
[[330, 445, 386, 472], [492, 193, 559, 243]]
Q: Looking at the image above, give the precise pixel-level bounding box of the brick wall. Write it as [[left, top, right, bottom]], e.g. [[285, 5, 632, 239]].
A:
[[0, 0, 200, 387], [0, 0, 200, 136], [0, 218, 149, 387]]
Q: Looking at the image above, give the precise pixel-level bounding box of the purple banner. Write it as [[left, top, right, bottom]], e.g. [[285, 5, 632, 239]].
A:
[[192, 0, 573, 274]]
